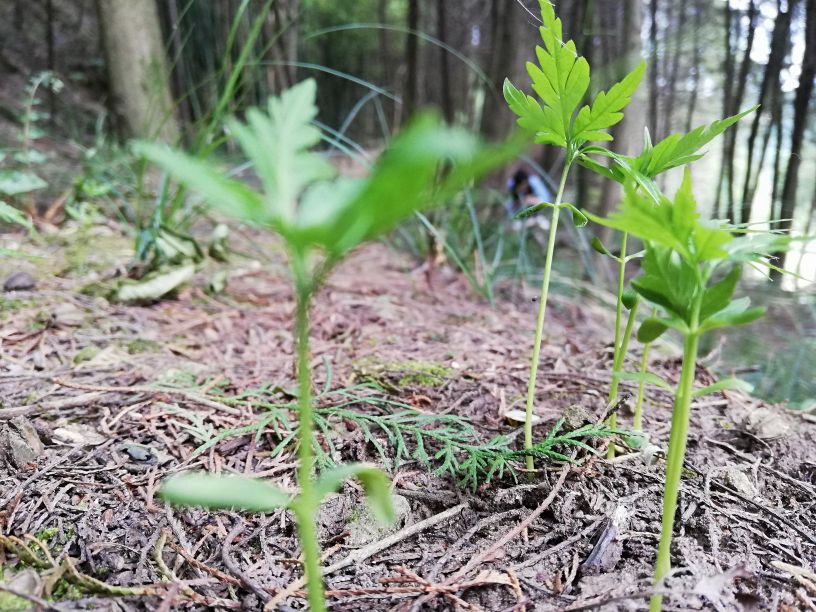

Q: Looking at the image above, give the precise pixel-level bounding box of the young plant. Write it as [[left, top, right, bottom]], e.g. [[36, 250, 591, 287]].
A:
[[504, 0, 645, 467], [580, 105, 757, 452], [587, 171, 790, 611], [135, 79, 511, 611]]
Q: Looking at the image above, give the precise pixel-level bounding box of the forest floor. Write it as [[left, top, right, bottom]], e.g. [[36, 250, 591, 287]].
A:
[[1, 223, 815, 612]]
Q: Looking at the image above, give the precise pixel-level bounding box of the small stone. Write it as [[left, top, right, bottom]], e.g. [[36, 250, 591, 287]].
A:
[[0, 416, 45, 469], [563, 404, 592, 430], [724, 467, 760, 499], [3, 271, 36, 292], [49, 302, 85, 327], [347, 494, 411, 547], [744, 407, 789, 440]]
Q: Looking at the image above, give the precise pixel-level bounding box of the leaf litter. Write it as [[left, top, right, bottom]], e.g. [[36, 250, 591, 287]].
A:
[[0, 229, 814, 610]]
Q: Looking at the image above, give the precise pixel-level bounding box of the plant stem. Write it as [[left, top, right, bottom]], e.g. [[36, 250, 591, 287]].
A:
[[292, 258, 326, 612], [649, 330, 700, 612], [633, 307, 657, 431], [523, 160, 571, 471], [607, 232, 629, 458]]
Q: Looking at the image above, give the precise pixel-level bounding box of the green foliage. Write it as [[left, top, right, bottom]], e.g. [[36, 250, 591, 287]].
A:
[[161, 473, 291, 511], [504, 0, 645, 468], [503, 1, 645, 153], [137, 79, 511, 612], [136, 79, 511, 260], [587, 169, 794, 612], [586, 171, 782, 348]]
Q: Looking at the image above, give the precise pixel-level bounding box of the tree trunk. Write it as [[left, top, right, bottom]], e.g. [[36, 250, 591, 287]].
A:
[[402, 0, 420, 124], [776, 0, 816, 276], [740, 0, 796, 225], [719, 0, 756, 221], [96, 0, 179, 142], [685, 0, 702, 132], [662, 0, 686, 138], [648, 0, 659, 137], [480, 0, 516, 140], [437, 0, 454, 124], [598, 0, 643, 219], [715, 0, 735, 217]]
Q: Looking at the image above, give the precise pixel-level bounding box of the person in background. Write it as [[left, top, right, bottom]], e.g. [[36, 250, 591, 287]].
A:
[[505, 168, 555, 230]]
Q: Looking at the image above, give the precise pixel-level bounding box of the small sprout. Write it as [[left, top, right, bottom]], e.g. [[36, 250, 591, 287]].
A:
[[138, 79, 511, 611]]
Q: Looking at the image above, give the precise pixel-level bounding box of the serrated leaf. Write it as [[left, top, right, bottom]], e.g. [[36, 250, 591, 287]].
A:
[[700, 267, 741, 321], [315, 463, 394, 523], [159, 472, 291, 511], [505, 1, 590, 149], [615, 370, 674, 391], [573, 61, 646, 145], [633, 106, 758, 177], [692, 377, 753, 398]]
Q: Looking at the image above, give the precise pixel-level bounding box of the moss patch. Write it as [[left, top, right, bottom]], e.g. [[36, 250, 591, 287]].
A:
[[351, 358, 452, 392]]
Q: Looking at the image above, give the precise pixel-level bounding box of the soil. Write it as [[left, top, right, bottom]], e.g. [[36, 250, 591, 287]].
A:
[[1, 225, 815, 612]]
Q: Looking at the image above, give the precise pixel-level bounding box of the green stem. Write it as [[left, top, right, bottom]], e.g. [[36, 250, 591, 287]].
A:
[[523, 160, 571, 471], [291, 257, 326, 612], [634, 307, 658, 431], [606, 232, 629, 458], [650, 329, 700, 612]]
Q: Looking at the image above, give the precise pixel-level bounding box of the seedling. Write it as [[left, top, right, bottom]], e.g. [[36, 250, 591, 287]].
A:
[[504, 0, 645, 468], [588, 171, 790, 611], [135, 79, 511, 611]]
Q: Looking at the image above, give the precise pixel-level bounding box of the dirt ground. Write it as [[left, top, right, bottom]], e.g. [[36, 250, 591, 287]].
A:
[[1, 224, 815, 611]]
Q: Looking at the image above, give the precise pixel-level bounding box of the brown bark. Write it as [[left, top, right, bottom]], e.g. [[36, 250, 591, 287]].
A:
[[740, 0, 797, 225], [480, 0, 516, 140], [96, 0, 179, 142], [648, 0, 659, 137], [402, 0, 420, 124], [437, 0, 454, 124], [776, 0, 816, 275], [717, 0, 757, 221]]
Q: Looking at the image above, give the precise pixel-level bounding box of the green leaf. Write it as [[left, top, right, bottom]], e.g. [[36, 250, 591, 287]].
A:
[[561, 203, 588, 228], [699, 266, 741, 321], [631, 246, 699, 320], [698, 303, 765, 333], [633, 106, 757, 177], [621, 289, 638, 310], [224, 79, 335, 223], [0, 200, 32, 229], [159, 472, 291, 512], [504, 1, 589, 148], [514, 201, 554, 220], [615, 370, 674, 392], [692, 377, 753, 398], [133, 142, 267, 225], [573, 61, 646, 145], [315, 463, 394, 523], [637, 318, 670, 342], [591, 236, 613, 257], [0, 170, 47, 196]]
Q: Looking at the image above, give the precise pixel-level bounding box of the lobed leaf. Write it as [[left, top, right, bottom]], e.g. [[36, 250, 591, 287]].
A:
[[573, 61, 646, 145]]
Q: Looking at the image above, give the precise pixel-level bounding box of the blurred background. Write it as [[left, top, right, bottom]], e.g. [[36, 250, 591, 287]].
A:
[[0, 0, 813, 405]]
